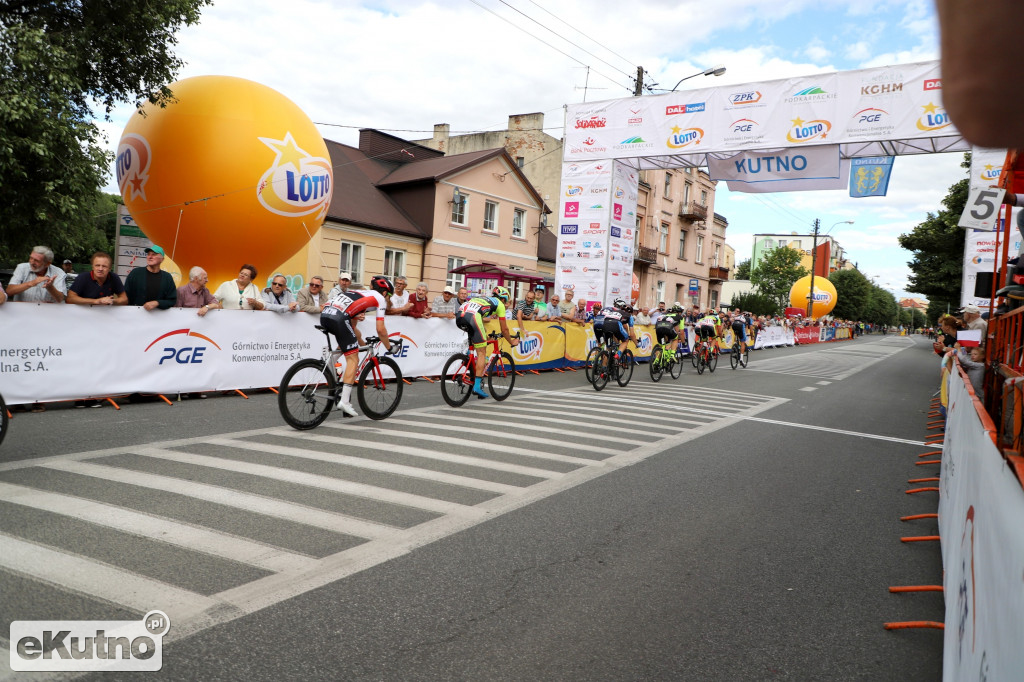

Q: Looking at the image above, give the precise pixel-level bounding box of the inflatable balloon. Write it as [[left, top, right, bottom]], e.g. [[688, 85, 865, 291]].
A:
[[116, 76, 332, 287], [789, 275, 838, 318], [631, 273, 640, 306]]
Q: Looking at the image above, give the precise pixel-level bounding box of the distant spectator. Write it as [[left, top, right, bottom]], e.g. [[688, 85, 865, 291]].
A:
[[213, 264, 265, 310], [634, 306, 652, 325], [262, 274, 299, 313], [386, 276, 412, 315], [559, 290, 577, 322], [66, 251, 127, 306], [176, 266, 220, 316], [408, 282, 431, 318], [456, 287, 469, 306], [515, 289, 537, 324], [7, 246, 67, 303], [954, 345, 986, 398], [546, 294, 561, 322], [933, 314, 963, 355], [431, 286, 459, 319], [297, 276, 327, 313], [575, 298, 589, 324], [327, 271, 352, 301], [62, 259, 78, 289], [961, 304, 988, 337], [124, 245, 176, 310]]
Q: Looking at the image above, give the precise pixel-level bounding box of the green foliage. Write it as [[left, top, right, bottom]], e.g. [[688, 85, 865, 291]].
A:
[[897, 154, 971, 312], [728, 291, 779, 316], [0, 1, 210, 262], [750, 246, 808, 309], [863, 285, 899, 326], [734, 258, 752, 280], [828, 269, 872, 320]]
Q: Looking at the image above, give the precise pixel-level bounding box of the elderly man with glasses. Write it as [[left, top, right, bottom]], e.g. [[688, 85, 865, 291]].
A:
[[297, 276, 328, 313], [262, 274, 299, 313]]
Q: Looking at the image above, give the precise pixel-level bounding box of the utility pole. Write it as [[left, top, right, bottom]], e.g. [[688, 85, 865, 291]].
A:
[[807, 218, 820, 319], [634, 66, 644, 97]]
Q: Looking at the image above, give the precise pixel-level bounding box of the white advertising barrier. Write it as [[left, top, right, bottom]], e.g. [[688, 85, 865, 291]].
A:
[[0, 304, 468, 404], [939, 364, 1024, 682], [752, 325, 794, 349]]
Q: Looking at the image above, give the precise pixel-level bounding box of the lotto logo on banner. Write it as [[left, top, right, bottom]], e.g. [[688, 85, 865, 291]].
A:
[[564, 202, 579, 218], [916, 103, 951, 132], [635, 331, 653, 352], [513, 331, 544, 361], [145, 328, 222, 365], [786, 118, 832, 143], [667, 126, 704, 149], [565, 185, 583, 196]]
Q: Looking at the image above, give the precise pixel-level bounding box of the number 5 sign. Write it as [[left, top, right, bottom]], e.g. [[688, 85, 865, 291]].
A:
[[959, 186, 1006, 230]]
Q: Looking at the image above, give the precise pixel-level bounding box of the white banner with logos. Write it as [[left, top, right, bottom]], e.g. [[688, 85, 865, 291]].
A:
[[960, 218, 1021, 308], [752, 325, 794, 349], [939, 366, 1024, 682], [555, 160, 612, 303], [563, 61, 963, 168], [0, 305, 470, 404]]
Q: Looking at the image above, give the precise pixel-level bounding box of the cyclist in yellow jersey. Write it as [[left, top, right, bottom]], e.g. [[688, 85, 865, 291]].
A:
[[455, 286, 521, 399], [696, 309, 723, 353]]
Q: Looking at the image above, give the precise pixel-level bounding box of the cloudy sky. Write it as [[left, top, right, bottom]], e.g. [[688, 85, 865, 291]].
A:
[[99, 0, 959, 297]]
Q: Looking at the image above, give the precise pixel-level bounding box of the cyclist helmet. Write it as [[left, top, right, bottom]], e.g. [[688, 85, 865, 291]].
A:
[[670, 304, 684, 314], [613, 297, 627, 308], [369, 275, 394, 296], [491, 285, 511, 304]]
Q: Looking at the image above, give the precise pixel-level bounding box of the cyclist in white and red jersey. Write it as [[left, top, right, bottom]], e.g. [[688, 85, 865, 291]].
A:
[[320, 275, 394, 416]]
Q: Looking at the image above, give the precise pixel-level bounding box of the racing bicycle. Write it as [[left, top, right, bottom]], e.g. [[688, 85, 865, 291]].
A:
[[0, 392, 7, 448], [441, 331, 519, 406], [584, 336, 607, 385], [729, 338, 749, 370], [694, 335, 720, 375], [591, 346, 634, 391], [278, 327, 404, 429], [649, 343, 684, 382]]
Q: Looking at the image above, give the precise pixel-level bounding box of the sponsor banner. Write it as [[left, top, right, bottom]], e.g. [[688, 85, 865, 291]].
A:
[[849, 156, 893, 197], [504, 321, 566, 369], [556, 160, 611, 301], [794, 326, 821, 344], [606, 161, 639, 305], [708, 145, 842, 191], [961, 219, 1021, 307], [752, 326, 795, 349], [969, 147, 1007, 193], [939, 366, 1024, 682], [563, 60, 964, 166]]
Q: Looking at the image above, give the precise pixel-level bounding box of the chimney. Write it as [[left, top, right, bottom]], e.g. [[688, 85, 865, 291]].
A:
[[433, 123, 450, 152]]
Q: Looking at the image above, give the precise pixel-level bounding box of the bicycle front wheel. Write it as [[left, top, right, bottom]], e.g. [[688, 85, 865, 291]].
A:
[[0, 392, 7, 448], [691, 345, 699, 368], [730, 343, 740, 370], [707, 348, 719, 373], [670, 352, 684, 379], [616, 349, 634, 387], [279, 359, 336, 430], [585, 346, 601, 384], [441, 353, 474, 407], [487, 351, 516, 401], [649, 345, 664, 382], [358, 356, 403, 420], [695, 351, 706, 375], [592, 350, 610, 391], [740, 345, 749, 368]]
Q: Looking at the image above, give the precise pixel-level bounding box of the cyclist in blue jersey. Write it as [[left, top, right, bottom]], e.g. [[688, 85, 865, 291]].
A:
[[591, 303, 606, 349], [601, 298, 637, 360], [729, 308, 749, 355], [455, 286, 522, 399]]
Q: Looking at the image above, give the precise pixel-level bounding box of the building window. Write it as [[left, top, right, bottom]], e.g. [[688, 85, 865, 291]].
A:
[[710, 289, 719, 309], [713, 244, 721, 267], [658, 222, 669, 253], [339, 241, 363, 284], [383, 248, 404, 279], [483, 201, 498, 232], [451, 192, 468, 225], [516, 156, 525, 168], [663, 173, 672, 199], [678, 230, 687, 259], [683, 183, 691, 205], [512, 208, 525, 238], [701, 190, 708, 206], [656, 280, 665, 305], [446, 256, 466, 290], [696, 235, 704, 262]]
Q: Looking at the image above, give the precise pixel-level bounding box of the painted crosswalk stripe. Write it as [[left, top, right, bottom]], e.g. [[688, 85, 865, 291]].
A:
[[381, 419, 623, 456], [407, 412, 640, 446], [469, 403, 681, 437]]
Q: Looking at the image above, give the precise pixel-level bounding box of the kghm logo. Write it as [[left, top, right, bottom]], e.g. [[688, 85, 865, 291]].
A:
[[145, 329, 222, 364], [257, 131, 332, 219], [667, 126, 704, 149], [116, 134, 153, 202], [11, 611, 169, 672], [916, 102, 950, 131], [786, 117, 831, 143], [565, 185, 583, 196]]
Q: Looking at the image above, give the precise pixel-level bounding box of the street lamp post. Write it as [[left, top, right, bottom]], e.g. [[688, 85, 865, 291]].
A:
[[670, 65, 726, 91], [807, 219, 854, 318]]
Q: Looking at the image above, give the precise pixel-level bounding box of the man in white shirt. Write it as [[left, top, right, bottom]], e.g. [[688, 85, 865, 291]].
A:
[[386, 276, 412, 315], [7, 246, 67, 303]]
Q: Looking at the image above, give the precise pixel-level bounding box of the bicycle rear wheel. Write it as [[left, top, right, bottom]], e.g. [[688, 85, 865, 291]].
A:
[[616, 349, 634, 387], [357, 356, 403, 420], [708, 347, 719, 373], [695, 350, 706, 375], [669, 352, 683, 379], [740, 345, 749, 368], [649, 345, 664, 382], [730, 343, 740, 369], [0, 392, 7, 447], [441, 353, 474, 407], [487, 351, 516, 401], [279, 359, 336, 430], [585, 346, 601, 384], [592, 350, 610, 391], [691, 346, 699, 368]]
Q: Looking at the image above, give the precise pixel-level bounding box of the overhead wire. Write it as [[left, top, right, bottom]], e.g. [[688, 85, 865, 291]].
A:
[[523, 0, 637, 74]]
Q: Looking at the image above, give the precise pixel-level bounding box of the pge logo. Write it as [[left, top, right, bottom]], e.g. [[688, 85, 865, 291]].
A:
[[853, 107, 888, 124], [667, 126, 704, 149], [786, 117, 832, 143], [916, 102, 951, 131], [513, 331, 544, 361], [144, 329, 222, 365], [257, 131, 333, 220], [388, 333, 417, 358], [731, 118, 758, 133]]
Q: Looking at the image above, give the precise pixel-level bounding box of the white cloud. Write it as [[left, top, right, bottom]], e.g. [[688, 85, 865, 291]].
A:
[[804, 39, 831, 63]]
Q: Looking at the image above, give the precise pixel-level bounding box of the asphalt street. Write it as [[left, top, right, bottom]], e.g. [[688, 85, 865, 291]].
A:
[[0, 333, 944, 680]]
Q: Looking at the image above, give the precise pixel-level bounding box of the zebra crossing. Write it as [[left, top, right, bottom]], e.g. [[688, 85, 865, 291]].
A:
[[743, 337, 915, 380], [0, 382, 785, 672]]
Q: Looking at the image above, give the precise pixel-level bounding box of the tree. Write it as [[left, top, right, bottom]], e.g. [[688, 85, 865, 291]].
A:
[[734, 258, 752, 280], [897, 153, 970, 313], [0, 1, 211, 262], [828, 269, 872, 321], [729, 291, 779, 316], [864, 285, 898, 326], [750, 246, 808, 310]]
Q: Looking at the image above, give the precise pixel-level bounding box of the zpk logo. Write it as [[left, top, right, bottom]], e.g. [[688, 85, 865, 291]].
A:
[[145, 329, 222, 365]]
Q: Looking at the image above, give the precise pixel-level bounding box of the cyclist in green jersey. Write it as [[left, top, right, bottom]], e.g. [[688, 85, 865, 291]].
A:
[[455, 286, 522, 398]]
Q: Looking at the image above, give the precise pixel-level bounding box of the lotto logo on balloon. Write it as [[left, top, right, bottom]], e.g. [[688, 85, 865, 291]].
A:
[[116, 134, 152, 202], [257, 132, 331, 219], [788, 275, 838, 318]]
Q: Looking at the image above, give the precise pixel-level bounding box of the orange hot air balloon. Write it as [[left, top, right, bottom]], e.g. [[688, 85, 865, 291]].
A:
[[116, 76, 332, 288], [631, 273, 640, 306], [789, 275, 838, 318]]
